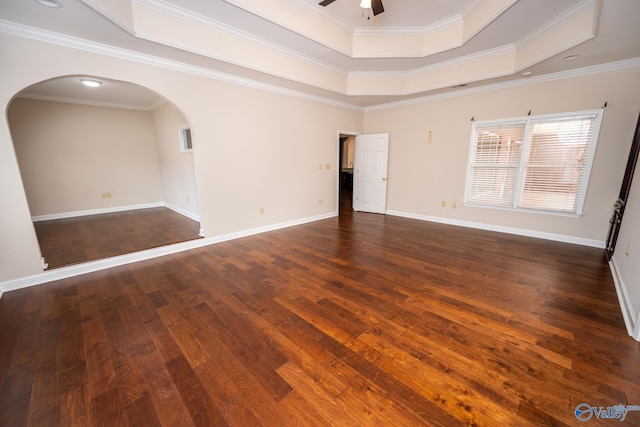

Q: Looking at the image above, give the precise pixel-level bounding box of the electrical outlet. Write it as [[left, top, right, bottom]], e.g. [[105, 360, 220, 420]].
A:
[[186, 194, 190, 202], [325, 163, 331, 170], [101, 192, 112, 199], [319, 199, 323, 205], [319, 163, 322, 170], [260, 207, 264, 215], [625, 243, 631, 257], [452, 202, 457, 209], [441, 201, 446, 208]]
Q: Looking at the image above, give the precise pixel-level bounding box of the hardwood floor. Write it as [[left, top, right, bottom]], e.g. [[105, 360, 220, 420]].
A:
[[34, 207, 202, 269], [2, 208, 640, 426]]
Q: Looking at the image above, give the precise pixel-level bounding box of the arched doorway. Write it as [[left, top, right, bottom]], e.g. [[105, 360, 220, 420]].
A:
[[8, 75, 203, 269]]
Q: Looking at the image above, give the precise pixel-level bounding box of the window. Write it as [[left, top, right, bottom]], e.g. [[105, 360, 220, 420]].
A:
[[179, 126, 193, 152], [464, 110, 603, 215]]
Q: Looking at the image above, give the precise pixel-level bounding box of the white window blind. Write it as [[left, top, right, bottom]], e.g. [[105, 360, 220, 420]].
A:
[[465, 111, 602, 215], [467, 121, 525, 207]]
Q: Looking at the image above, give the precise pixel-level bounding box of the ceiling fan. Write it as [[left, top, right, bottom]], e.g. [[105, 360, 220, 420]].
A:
[[319, 0, 385, 17]]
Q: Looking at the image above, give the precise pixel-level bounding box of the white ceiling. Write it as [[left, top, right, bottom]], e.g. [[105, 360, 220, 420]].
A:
[[2, 0, 639, 109]]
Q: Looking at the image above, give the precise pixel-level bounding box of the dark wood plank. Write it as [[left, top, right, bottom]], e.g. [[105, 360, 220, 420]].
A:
[[60, 384, 92, 427], [90, 388, 126, 427], [165, 355, 228, 426], [133, 350, 196, 427]]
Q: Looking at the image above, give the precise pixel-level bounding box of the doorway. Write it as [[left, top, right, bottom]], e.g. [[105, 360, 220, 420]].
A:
[[339, 133, 356, 215]]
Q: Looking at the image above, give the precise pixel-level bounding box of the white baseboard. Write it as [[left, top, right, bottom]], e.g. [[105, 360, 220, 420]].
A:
[[32, 202, 165, 222], [165, 203, 200, 222], [609, 257, 640, 341], [385, 210, 606, 248], [0, 211, 337, 294]]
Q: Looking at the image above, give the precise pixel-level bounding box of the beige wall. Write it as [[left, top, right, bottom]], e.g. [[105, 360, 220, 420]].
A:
[[152, 102, 200, 218], [9, 98, 164, 217], [0, 32, 362, 283], [364, 67, 640, 244]]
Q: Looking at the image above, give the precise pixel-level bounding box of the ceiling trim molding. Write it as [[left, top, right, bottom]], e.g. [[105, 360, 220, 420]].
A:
[[518, 0, 599, 46], [0, 20, 361, 111], [149, 56, 360, 110], [79, 0, 136, 36], [0, 19, 155, 66], [353, 15, 462, 36], [346, 1, 598, 96], [132, 0, 344, 74], [349, 44, 517, 79], [223, 0, 354, 56], [364, 57, 640, 112], [16, 92, 158, 111], [514, 0, 599, 71], [128, 1, 349, 94], [226, 0, 517, 59]]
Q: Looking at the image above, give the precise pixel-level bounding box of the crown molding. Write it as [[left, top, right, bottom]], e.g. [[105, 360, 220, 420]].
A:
[[0, 19, 154, 66], [518, 0, 599, 46], [229, 0, 516, 59], [349, 44, 517, 79], [133, 0, 344, 74], [128, 0, 349, 94], [16, 92, 157, 111], [364, 57, 640, 112], [513, 0, 599, 71], [149, 56, 361, 111], [353, 15, 462, 36], [348, 0, 598, 96]]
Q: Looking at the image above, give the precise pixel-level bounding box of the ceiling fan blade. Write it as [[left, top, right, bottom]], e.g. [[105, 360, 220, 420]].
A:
[[371, 0, 384, 15], [319, 0, 336, 6]]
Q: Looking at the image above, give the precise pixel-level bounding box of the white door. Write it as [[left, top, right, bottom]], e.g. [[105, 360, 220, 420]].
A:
[[353, 133, 389, 214]]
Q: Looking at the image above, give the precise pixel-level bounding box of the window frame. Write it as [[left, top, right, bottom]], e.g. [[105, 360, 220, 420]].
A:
[[463, 109, 604, 217], [179, 125, 193, 153]]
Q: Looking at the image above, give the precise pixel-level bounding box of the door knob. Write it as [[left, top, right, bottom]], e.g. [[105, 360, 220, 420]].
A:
[[382, 177, 387, 181]]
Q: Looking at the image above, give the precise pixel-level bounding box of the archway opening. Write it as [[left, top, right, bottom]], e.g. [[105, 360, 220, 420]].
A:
[[8, 75, 203, 269]]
